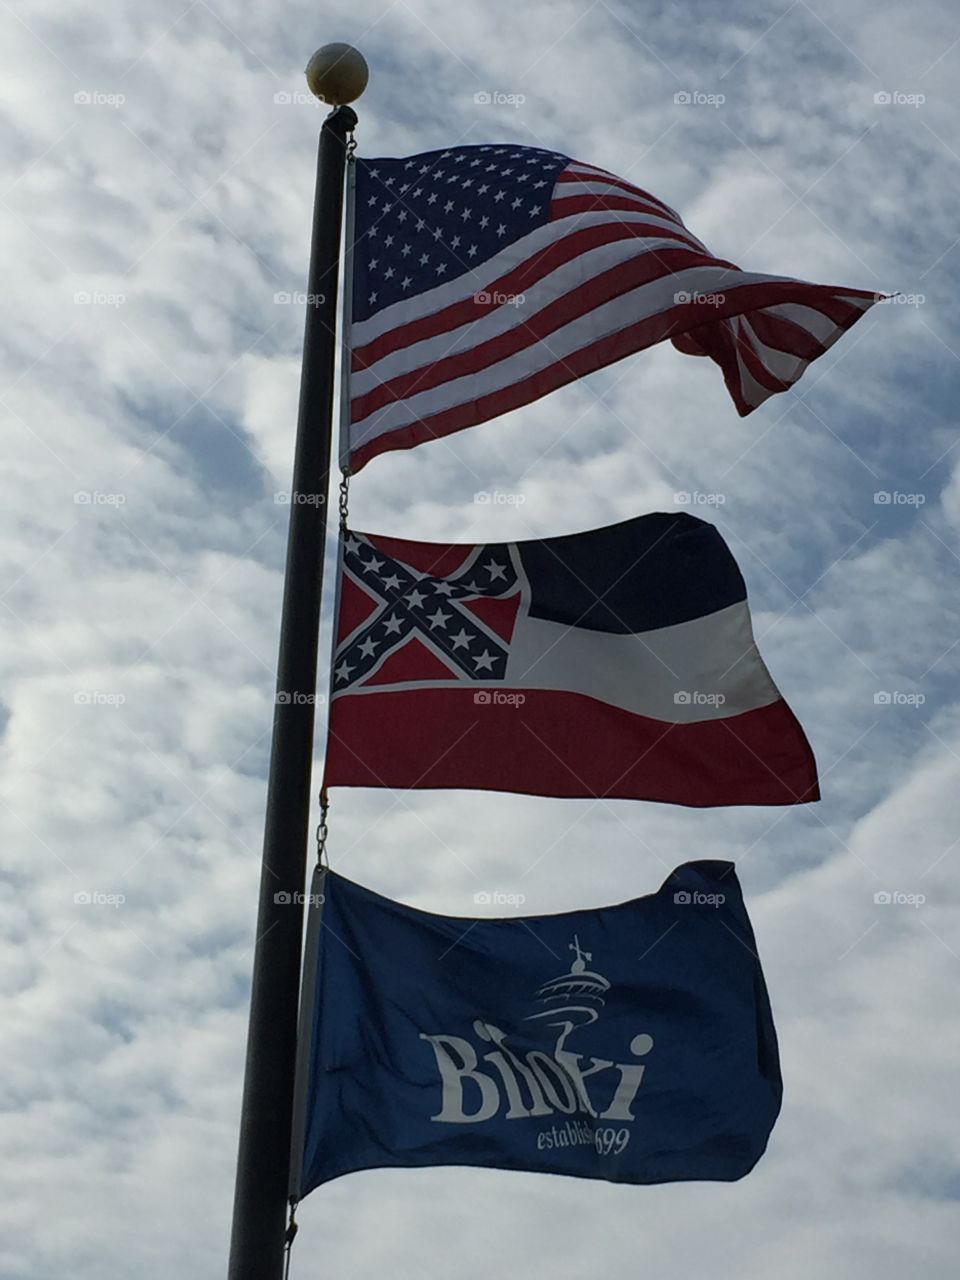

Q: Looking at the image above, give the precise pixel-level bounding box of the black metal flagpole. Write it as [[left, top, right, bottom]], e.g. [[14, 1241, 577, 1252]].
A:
[[228, 44, 366, 1280]]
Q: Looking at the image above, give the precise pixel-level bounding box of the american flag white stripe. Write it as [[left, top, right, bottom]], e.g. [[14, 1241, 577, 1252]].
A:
[[347, 147, 878, 470], [561, 163, 686, 224], [352, 270, 852, 448], [350, 234, 708, 397], [351, 242, 747, 419], [350, 210, 701, 351]]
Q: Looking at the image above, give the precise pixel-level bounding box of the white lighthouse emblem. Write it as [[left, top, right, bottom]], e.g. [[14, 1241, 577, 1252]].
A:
[[419, 936, 655, 1143]]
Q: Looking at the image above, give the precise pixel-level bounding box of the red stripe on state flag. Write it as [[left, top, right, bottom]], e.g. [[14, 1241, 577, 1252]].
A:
[[323, 688, 820, 807]]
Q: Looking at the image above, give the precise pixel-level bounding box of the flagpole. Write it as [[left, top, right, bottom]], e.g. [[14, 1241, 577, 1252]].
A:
[[228, 45, 367, 1280]]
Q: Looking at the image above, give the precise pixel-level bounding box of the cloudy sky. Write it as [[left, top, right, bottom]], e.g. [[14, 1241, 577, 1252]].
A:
[[2, 0, 959, 1276]]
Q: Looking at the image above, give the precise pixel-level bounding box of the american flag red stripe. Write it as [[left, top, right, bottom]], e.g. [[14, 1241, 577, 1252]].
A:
[[347, 148, 877, 471]]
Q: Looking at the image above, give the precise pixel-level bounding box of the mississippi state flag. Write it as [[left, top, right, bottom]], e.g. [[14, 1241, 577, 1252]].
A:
[[346, 143, 878, 471], [323, 513, 819, 806]]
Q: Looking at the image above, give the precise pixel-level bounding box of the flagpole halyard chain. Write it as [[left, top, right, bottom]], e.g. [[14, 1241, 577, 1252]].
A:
[[338, 474, 350, 531], [282, 1199, 298, 1280], [315, 789, 330, 871]]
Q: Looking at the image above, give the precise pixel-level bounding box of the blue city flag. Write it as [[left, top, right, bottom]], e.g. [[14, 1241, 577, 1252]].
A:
[[291, 862, 782, 1196]]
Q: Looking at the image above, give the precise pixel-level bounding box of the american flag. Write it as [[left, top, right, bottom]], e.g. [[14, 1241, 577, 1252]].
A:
[[345, 144, 878, 472]]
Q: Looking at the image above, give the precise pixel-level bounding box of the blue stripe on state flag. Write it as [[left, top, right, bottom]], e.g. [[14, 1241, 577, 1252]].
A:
[[519, 513, 745, 633], [292, 862, 782, 1194]]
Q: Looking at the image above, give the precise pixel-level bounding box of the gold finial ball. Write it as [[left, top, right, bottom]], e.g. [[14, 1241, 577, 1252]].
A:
[[305, 44, 369, 105]]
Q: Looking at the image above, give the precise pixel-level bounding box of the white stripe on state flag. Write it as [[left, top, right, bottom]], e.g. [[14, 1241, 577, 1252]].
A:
[[336, 602, 780, 724], [503, 600, 781, 723]]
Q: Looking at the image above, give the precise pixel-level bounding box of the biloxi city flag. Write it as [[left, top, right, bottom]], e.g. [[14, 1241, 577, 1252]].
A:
[[344, 143, 878, 470], [291, 862, 782, 1195], [322, 513, 819, 806]]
